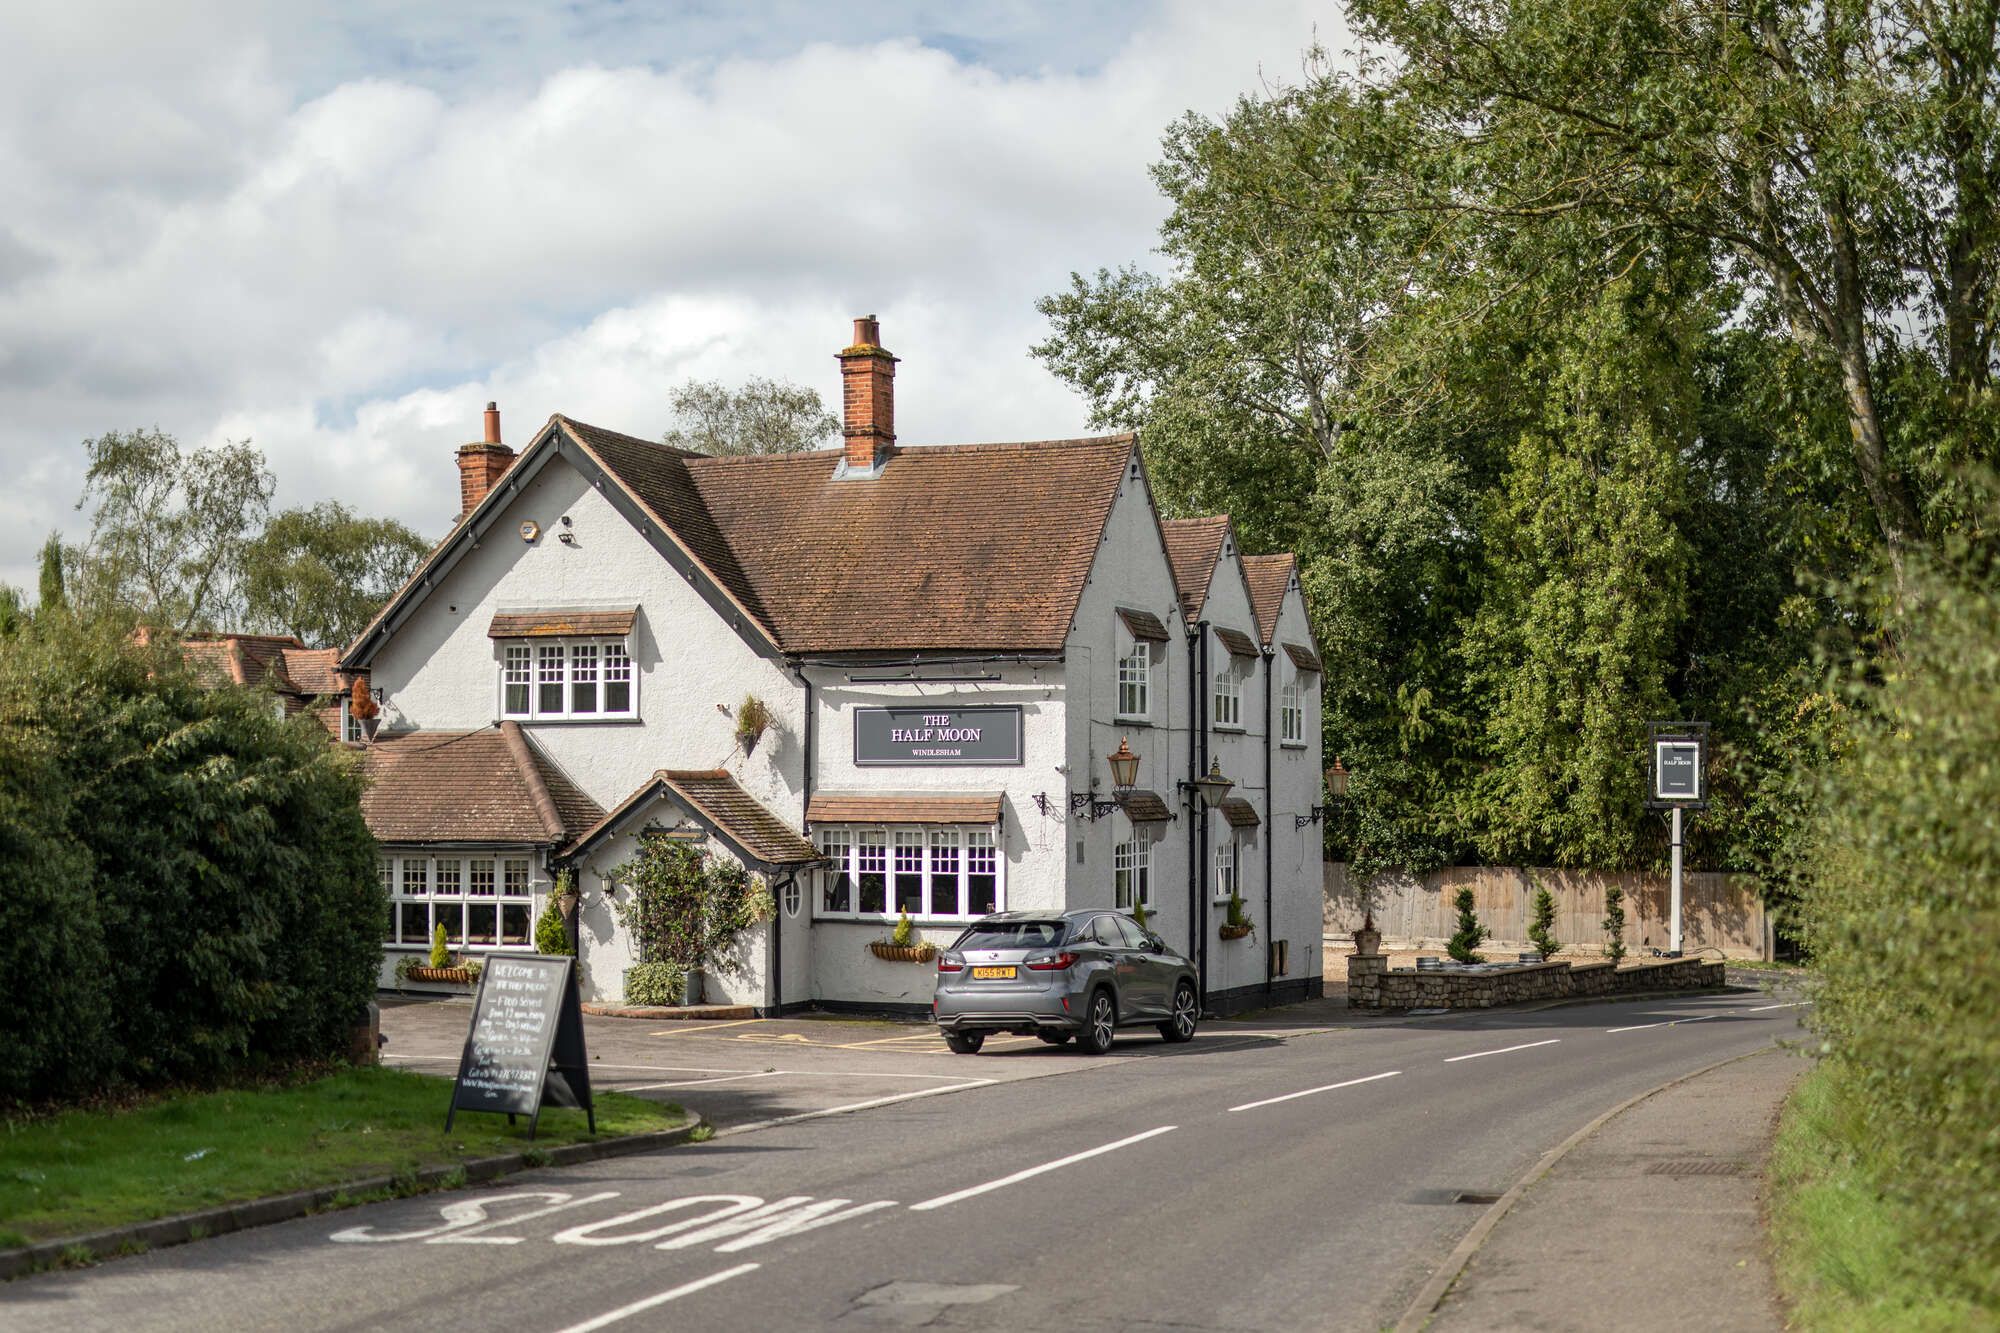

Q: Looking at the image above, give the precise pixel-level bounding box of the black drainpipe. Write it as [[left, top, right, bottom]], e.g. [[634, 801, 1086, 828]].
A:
[[1184, 616, 1200, 1000], [1263, 646, 1276, 1005], [785, 665, 816, 1018]]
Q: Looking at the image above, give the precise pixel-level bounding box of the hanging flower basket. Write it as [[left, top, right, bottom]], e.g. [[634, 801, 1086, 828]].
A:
[[869, 941, 937, 963], [1218, 922, 1254, 942]]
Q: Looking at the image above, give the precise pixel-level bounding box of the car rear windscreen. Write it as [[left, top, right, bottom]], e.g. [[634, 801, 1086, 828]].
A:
[[953, 920, 1067, 951]]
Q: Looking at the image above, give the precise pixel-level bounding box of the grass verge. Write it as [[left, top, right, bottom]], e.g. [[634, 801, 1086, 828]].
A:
[[0, 1066, 684, 1247], [1768, 1062, 1994, 1331]]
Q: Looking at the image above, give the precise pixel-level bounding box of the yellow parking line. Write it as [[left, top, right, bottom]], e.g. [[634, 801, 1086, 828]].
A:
[[646, 1019, 767, 1037]]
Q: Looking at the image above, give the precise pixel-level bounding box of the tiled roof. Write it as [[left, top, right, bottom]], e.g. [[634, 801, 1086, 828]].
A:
[[280, 647, 343, 695], [1115, 789, 1172, 823], [1219, 796, 1261, 828], [1284, 641, 1323, 673], [176, 633, 345, 703], [806, 793, 1005, 825], [1160, 516, 1229, 621], [1241, 554, 1295, 647], [358, 722, 602, 846], [680, 435, 1135, 653], [657, 771, 821, 866], [1117, 607, 1171, 642], [565, 769, 820, 868], [488, 607, 639, 638], [1214, 627, 1261, 659]]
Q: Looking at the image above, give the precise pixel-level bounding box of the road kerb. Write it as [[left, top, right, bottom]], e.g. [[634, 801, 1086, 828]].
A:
[[1391, 1045, 1776, 1333], [0, 1114, 705, 1282]]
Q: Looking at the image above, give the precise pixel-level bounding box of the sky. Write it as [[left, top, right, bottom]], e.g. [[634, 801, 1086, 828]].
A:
[[0, 1, 1345, 597]]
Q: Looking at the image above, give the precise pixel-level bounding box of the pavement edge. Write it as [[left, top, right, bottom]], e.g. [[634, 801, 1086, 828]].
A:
[[0, 1112, 706, 1282], [1391, 1045, 1779, 1333]]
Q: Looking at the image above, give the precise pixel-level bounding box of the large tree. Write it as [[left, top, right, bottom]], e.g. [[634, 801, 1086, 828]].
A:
[[241, 502, 430, 649], [661, 377, 839, 456], [71, 428, 272, 631]]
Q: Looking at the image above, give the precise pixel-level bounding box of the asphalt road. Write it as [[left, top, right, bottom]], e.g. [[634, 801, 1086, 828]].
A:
[[1, 990, 1809, 1332]]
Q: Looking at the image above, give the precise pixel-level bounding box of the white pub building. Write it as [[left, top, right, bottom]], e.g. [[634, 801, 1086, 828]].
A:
[[343, 318, 1327, 1015]]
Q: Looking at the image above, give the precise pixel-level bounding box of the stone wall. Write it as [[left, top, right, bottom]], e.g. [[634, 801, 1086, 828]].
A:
[[1346, 953, 1726, 1010], [1324, 863, 1772, 960]]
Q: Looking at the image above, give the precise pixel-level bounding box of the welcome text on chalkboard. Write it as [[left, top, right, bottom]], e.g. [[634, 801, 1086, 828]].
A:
[[446, 954, 594, 1139]]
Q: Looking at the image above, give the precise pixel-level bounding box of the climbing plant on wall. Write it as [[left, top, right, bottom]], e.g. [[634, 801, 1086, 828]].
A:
[[609, 833, 770, 977]]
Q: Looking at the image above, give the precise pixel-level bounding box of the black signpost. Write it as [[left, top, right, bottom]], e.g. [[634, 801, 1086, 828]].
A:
[[445, 954, 594, 1140], [1644, 721, 1709, 957]]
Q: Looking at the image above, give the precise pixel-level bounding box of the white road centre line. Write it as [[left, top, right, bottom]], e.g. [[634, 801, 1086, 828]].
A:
[[1228, 1070, 1401, 1113], [1605, 1014, 1721, 1034], [717, 1079, 997, 1138], [1747, 1001, 1809, 1011], [620, 1071, 784, 1093], [909, 1125, 1178, 1212], [554, 1263, 760, 1333], [1443, 1038, 1562, 1063]]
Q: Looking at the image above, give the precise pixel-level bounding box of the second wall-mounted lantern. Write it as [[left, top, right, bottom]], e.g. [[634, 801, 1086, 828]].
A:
[[1035, 736, 1145, 821], [1297, 757, 1351, 828]]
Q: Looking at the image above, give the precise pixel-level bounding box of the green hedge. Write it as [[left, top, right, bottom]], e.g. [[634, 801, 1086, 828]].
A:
[[0, 620, 382, 1106], [1802, 529, 2000, 1315]]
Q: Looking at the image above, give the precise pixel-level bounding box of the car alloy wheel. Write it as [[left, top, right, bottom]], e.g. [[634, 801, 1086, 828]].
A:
[[1079, 990, 1116, 1054], [1160, 983, 1198, 1043]]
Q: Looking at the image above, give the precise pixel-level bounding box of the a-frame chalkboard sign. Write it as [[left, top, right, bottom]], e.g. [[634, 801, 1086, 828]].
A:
[[445, 954, 594, 1140]]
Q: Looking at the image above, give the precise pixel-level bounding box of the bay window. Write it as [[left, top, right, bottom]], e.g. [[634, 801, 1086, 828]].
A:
[[499, 638, 637, 721], [381, 852, 534, 949], [815, 826, 1001, 920]]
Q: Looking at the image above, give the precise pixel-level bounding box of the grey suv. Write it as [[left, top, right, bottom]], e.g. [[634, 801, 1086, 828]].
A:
[[932, 909, 1200, 1055]]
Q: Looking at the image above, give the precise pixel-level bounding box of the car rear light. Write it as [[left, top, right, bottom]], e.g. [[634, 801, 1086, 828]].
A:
[[1025, 951, 1079, 971], [937, 956, 964, 973]]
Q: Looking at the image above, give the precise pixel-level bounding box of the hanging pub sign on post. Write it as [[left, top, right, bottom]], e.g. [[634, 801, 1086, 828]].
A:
[[445, 954, 594, 1140], [1644, 721, 1709, 958]]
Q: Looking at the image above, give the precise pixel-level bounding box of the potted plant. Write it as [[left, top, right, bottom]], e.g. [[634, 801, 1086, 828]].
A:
[[349, 675, 380, 741], [735, 694, 772, 754], [399, 924, 478, 985], [869, 912, 937, 962], [1219, 891, 1255, 941]]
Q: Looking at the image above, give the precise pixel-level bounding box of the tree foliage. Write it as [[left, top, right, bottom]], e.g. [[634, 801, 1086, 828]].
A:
[[71, 429, 273, 632], [0, 617, 382, 1106], [240, 501, 429, 649], [661, 377, 839, 456]]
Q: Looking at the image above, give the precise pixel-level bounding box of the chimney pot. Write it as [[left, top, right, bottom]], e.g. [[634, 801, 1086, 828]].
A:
[[837, 315, 897, 474], [458, 401, 515, 520]]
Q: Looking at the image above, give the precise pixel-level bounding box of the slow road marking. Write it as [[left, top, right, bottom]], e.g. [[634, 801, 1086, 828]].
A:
[[909, 1125, 1178, 1211], [1443, 1039, 1562, 1063], [554, 1263, 760, 1332], [1229, 1070, 1401, 1113]]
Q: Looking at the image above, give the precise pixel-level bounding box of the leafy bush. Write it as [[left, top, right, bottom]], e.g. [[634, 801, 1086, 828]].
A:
[[609, 834, 763, 979], [0, 617, 381, 1105], [1602, 886, 1627, 962], [1224, 891, 1254, 931], [1526, 880, 1561, 959], [533, 897, 571, 956], [428, 923, 450, 968], [890, 912, 915, 947], [1798, 530, 2000, 1312], [623, 961, 685, 1007], [1446, 887, 1486, 963]]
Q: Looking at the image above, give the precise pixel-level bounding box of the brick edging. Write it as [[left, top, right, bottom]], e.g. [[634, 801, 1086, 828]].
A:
[[0, 1114, 704, 1281]]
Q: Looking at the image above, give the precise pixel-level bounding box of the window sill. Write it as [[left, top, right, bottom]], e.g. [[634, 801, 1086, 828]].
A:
[[1212, 724, 1248, 734], [501, 716, 642, 726], [814, 914, 994, 927], [1280, 740, 1309, 750], [1112, 715, 1153, 727]]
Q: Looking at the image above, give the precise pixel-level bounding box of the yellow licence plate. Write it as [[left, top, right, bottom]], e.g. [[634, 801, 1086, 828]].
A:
[[971, 966, 1017, 980]]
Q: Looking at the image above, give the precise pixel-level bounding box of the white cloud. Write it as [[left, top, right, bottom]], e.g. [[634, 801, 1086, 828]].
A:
[[0, 0, 1343, 593]]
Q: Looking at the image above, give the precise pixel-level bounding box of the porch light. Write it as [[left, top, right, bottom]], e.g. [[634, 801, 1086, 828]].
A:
[[1107, 737, 1140, 791], [1188, 757, 1234, 808], [1326, 757, 1349, 799]]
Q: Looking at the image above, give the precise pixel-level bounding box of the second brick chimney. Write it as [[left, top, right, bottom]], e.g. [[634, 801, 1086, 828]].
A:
[[456, 402, 515, 519], [837, 316, 898, 474]]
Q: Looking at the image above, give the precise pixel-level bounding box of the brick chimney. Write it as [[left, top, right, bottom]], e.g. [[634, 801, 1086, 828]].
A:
[[456, 402, 514, 519], [837, 316, 898, 473]]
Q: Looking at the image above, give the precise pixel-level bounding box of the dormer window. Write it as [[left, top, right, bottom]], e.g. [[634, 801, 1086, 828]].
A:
[[499, 638, 636, 721]]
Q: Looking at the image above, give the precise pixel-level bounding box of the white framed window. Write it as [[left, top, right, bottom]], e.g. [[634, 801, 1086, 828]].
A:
[[1213, 662, 1242, 729], [812, 825, 1002, 920], [1215, 839, 1238, 902], [783, 878, 803, 918], [382, 852, 534, 949], [1114, 839, 1150, 909], [340, 698, 364, 743], [1117, 643, 1150, 719], [1281, 677, 1304, 744], [499, 638, 638, 721]]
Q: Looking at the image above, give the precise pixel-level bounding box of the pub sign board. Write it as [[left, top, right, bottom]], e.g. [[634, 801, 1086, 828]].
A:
[[1646, 721, 1709, 808], [853, 705, 1024, 767], [446, 954, 594, 1139]]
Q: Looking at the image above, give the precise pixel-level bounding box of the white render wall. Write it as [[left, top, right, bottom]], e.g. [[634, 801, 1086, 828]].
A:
[[1195, 544, 1269, 999], [1061, 461, 1194, 959], [365, 453, 805, 820], [1268, 578, 1327, 992]]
